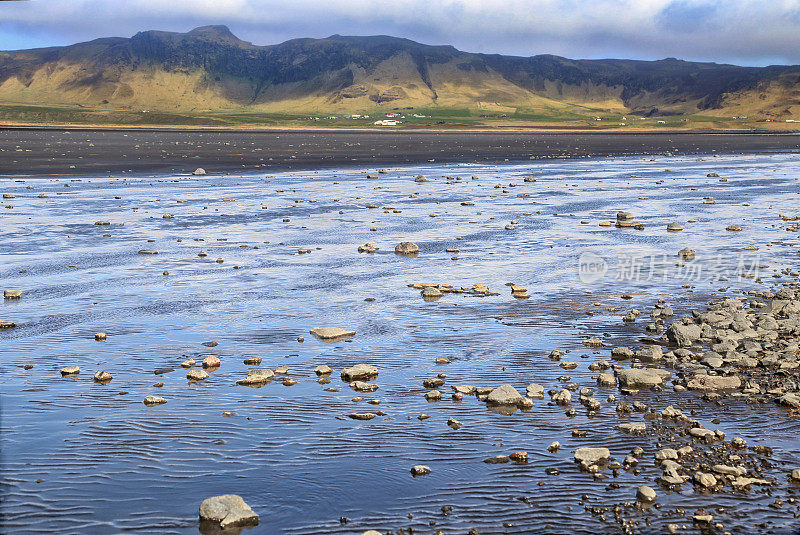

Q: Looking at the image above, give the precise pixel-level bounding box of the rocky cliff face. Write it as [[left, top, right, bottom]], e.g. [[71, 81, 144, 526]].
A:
[[1, 25, 799, 118]]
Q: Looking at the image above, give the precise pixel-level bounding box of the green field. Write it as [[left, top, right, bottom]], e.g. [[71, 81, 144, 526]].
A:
[[0, 103, 782, 131]]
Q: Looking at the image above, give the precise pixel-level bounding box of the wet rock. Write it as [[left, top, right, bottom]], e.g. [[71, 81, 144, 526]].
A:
[[667, 222, 683, 232], [677, 247, 696, 260], [243, 357, 262, 366], [510, 451, 529, 463], [341, 364, 378, 382], [484, 455, 510, 464], [93, 370, 112, 382], [411, 465, 431, 476], [202, 355, 221, 368], [1, 320, 17, 329], [192, 168, 207, 176], [414, 174, 428, 182], [694, 472, 717, 488], [667, 322, 702, 347], [583, 337, 604, 348], [314, 365, 332, 376], [422, 287, 443, 299], [143, 395, 167, 406], [687, 374, 741, 392], [447, 417, 462, 430], [60, 365, 80, 376], [199, 494, 258, 529], [597, 373, 616, 387], [395, 242, 420, 255], [181, 358, 195, 368], [486, 384, 523, 405], [548, 441, 560, 452], [526, 383, 545, 398], [358, 243, 379, 253], [348, 413, 376, 421], [574, 447, 610, 469], [4, 289, 22, 300], [551, 389, 572, 405], [187, 369, 209, 381], [351, 381, 378, 393], [617, 368, 670, 388], [618, 422, 646, 434], [424, 390, 441, 401], [236, 368, 275, 385], [94, 332, 107, 341], [636, 486, 657, 502], [310, 327, 356, 340]]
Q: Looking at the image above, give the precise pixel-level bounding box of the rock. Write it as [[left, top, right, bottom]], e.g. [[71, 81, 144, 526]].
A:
[[548, 441, 560, 452], [484, 455, 510, 464], [137, 249, 158, 255], [244, 357, 262, 366], [597, 373, 616, 387], [0, 320, 16, 329], [526, 383, 544, 398], [348, 413, 377, 421], [667, 322, 702, 346], [574, 447, 610, 469], [637, 486, 657, 502], [187, 369, 209, 381], [447, 417, 462, 430], [181, 358, 195, 368], [486, 384, 523, 405], [93, 370, 112, 382], [655, 448, 678, 461], [414, 174, 428, 182], [422, 287, 443, 298], [410, 465, 430, 476], [687, 374, 741, 392], [94, 332, 107, 341], [351, 381, 379, 393], [424, 390, 441, 401], [4, 289, 22, 300], [363, 531, 383, 535], [619, 422, 646, 434], [694, 472, 717, 488], [202, 355, 221, 368], [667, 222, 683, 232], [358, 243, 379, 253], [791, 469, 800, 482], [395, 242, 420, 255], [143, 395, 167, 406], [341, 364, 378, 382], [314, 365, 332, 376], [677, 247, 696, 260], [236, 368, 275, 385], [192, 168, 207, 176], [310, 326, 356, 340], [510, 451, 529, 463], [199, 494, 259, 529], [551, 389, 572, 405], [617, 211, 633, 221], [617, 368, 671, 388], [583, 337, 604, 347], [60, 365, 80, 376]]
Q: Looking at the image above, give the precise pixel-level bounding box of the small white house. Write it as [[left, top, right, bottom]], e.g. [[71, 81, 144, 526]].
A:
[[373, 120, 399, 126]]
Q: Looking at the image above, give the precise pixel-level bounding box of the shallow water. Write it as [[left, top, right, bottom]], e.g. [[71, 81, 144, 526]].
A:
[[1, 153, 800, 534]]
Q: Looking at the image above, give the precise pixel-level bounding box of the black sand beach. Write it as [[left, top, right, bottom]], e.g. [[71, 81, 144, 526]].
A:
[[2, 127, 800, 176]]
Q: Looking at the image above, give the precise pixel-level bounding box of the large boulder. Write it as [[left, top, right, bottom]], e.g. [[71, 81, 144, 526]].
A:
[[395, 242, 420, 255], [486, 384, 523, 405], [199, 494, 258, 529], [617, 368, 671, 388], [667, 322, 702, 347]]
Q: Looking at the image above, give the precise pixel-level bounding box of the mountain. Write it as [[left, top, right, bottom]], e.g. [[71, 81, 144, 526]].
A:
[[1, 25, 799, 120]]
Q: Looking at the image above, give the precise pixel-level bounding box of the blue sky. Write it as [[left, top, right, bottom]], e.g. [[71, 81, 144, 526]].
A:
[[1, 0, 799, 65]]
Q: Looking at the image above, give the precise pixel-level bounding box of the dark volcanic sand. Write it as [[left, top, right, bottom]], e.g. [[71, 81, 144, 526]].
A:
[[1, 127, 800, 176]]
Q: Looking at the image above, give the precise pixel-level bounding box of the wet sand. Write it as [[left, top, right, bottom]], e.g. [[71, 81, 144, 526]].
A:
[[2, 127, 800, 176]]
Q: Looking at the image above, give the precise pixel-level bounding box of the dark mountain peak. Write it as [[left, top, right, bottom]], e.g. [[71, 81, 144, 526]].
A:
[[186, 25, 238, 41]]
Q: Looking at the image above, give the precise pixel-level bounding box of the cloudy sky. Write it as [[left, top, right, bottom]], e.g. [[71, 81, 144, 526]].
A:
[[1, 0, 800, 65]]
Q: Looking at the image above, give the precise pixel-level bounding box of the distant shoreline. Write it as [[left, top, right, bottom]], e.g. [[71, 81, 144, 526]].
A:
[[2, 128, 800, 177]]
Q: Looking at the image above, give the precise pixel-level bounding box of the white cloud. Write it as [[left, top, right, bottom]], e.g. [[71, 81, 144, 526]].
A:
[[1, 0, 799, 64]]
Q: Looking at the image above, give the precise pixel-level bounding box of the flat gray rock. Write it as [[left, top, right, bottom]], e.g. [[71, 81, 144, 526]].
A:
[[199, 494, 258, 529]]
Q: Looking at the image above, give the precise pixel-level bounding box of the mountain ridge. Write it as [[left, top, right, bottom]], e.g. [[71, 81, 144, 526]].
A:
[[1, 25, 799, 122]]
